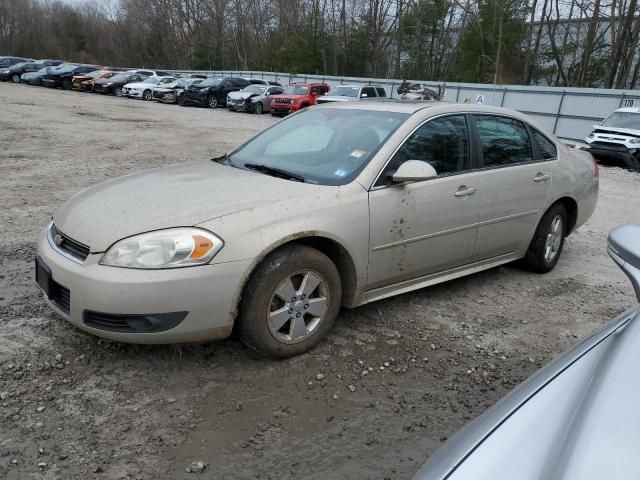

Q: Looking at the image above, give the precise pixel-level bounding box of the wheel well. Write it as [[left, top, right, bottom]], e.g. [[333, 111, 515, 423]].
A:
[[553, 197, 578, 234], [235, 236, 359, 316]]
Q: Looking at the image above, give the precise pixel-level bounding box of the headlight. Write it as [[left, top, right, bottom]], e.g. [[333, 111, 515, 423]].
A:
[[100, 228, 223, 269], [587, 133, 595, 138], [290, 99, 295, 104], [629, 138, 640, 144]]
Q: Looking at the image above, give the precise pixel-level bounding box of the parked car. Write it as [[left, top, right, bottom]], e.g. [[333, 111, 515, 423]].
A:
[[0, 60, 61, 83], [316, 84, 387, 103], [585, 107, 640, 171], [92, 71, 147, 96], [0, 56, 31, 68], [227, 84, 284, 114], [270, 82, 331, 116], [122, 76, 176, 100], [181, 76, 250, 108], [72, 69, 118, 91], [34, 102, 598, 357], [413, 223, 640, 480], [152, 78, 202, 104], [21, 66, 55, 86], [42, 64, 100, 90]]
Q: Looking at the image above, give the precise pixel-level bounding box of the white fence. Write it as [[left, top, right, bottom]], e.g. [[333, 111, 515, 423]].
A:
[[175, 70, 640, 142]]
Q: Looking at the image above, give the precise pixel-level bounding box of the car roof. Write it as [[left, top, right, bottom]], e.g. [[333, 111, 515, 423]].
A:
[[334, 84, 384, 88]]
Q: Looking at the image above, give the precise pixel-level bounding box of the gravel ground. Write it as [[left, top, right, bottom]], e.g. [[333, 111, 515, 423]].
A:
[[1, 82, 639, 480]]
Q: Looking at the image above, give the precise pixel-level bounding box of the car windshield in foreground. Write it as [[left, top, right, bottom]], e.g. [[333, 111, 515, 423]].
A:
[[199, 78, 221, 87], [602, 112, 640, 130], [243, 85, 266, 94], [333, 86, 360, 97], [284, 85, 309, 95], [229, 108, 409, 185]]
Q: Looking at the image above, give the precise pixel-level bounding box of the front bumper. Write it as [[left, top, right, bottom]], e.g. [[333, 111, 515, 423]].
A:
[[153, 91, 177, 102], [586, 142, 640, 169], [36, 227, 252, 344], [124, 88, 143, 98], [271, 104, 295, 115]]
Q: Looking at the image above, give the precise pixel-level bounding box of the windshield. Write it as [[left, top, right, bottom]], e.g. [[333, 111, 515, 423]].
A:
[[101, 71, 117, 79], [284, 85, 309, 95], [602, 112, 640, 130], [10, 62, 28, 70], [198, 78, 221, 87], [108, 73, 132, 83], [54, 65, 77, 74], [243, 85, 266, 94], [229, 108, 408, 185], [84, 70, 102, 79], [333, 86, 360, 97]]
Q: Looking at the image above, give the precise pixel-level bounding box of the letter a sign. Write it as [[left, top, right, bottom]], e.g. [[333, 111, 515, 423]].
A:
[[475, 95, 485, 104]]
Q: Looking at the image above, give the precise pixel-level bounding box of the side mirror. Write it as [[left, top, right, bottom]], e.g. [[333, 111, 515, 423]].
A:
[[608, 224, 640, 301], [391, 160, 438, 183]]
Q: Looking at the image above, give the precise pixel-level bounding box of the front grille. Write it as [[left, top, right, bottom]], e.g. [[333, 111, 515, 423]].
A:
[[50, 224, 90, 261], [273, 98, 292, 104], [50, 281, 70, 315]]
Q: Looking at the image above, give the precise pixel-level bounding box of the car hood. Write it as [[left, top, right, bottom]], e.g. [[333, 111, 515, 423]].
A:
[[53, 161, 320, 252], [317, 95, 353, 102], [228, 91, 257, 100], [592, 125, 640, 137], [123, 82, 152, 89], [414, 309, 640, 480]]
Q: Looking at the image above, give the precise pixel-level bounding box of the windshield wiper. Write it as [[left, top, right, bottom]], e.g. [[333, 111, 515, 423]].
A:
[[244, 163, 305, 182], [211, 154, 235, 166]]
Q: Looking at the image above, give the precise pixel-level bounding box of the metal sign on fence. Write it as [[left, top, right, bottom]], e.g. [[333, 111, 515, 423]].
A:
[[623, 98, 635, 108], [475, 95, 485, 104]]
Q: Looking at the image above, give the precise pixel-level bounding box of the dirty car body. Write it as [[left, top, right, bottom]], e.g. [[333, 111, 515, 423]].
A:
[[413, 224, 640, 480], [35, 102, 598, 356], [226, 84, 284, 113]]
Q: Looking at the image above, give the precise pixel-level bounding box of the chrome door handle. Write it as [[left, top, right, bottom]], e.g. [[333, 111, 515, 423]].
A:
[[454, 186, 477, 197], [534, 173, 551, 182]]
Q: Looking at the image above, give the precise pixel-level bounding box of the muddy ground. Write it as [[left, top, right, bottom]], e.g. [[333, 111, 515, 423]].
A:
[[0, 82, 639, 480]]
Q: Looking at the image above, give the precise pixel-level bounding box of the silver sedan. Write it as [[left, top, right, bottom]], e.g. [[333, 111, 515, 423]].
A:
[[35, 102, 599, 357]]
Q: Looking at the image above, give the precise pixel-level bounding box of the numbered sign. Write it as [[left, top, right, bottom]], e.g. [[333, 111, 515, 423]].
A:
[[475, 95, 485, 104], [623, 98, 635, 108]]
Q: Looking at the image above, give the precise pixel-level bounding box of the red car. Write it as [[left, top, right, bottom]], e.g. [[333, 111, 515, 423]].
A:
[[270, 82, 330, 116]]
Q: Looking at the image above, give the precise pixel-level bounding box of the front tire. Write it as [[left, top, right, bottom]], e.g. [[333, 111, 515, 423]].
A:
[[143, 89, 153, 101], [207, 96, 218, 108], [114, 87, 124, 97], [62, 79, 72, 90], [254, 102, 264, 114], [523, 203, 567, 273], [239, 245, 342, 358], [11, 74, 20, 83]]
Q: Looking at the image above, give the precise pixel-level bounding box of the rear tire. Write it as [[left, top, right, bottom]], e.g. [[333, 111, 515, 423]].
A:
[[523, 203, 567, 273], [239, 245, 342, 358]]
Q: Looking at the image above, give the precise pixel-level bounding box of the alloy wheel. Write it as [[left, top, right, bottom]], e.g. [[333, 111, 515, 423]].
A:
[[544, 215, 563, 263], [143, 90, 152, 101], [254, 102, 263, 114], [208, 96, 218, 108], [11, 74, 20, 83], [267, 270, 329, 344], [114, 87, 123, 97]]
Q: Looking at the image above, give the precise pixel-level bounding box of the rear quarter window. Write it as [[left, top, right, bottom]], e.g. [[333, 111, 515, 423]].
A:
[[531, 129, 558, 160]]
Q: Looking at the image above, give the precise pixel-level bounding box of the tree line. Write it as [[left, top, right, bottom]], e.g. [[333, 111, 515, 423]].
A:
[[0, 0, 639, 88]]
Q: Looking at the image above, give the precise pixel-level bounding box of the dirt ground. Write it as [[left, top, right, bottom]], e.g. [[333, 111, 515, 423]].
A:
[[1, 82, 639, 480]]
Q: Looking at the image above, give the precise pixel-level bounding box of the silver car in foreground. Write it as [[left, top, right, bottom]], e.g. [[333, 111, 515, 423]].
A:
[[414, 223, 640, 480], [35, 102, 599, 357]]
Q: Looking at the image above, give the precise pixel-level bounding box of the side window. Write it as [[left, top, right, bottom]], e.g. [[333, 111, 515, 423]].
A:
[[361, 87, 376, 98], [475, 115, 533, 167], [376, 87, 387, 97], [377, 115, 471, 186], [310, 86, 320, 95], [531, 129, 557, 160]]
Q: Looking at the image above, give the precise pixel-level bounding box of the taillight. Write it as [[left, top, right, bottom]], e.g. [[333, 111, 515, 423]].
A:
[[592, 154, 599, 177]]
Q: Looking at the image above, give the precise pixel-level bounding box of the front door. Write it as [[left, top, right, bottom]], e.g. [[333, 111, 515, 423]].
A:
[[471, 114, 554, 260], [368, 114, 482, 289]]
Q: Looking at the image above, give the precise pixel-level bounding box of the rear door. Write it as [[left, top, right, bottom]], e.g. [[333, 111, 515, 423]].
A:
[[472, 114, 554, 260]]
